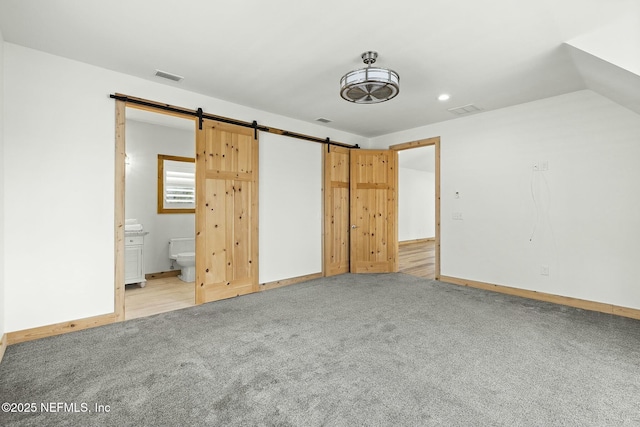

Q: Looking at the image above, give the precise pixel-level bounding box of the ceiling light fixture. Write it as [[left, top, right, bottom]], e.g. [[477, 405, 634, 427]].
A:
[[340, 51, 399, 104], [438, 94, 451, 101]]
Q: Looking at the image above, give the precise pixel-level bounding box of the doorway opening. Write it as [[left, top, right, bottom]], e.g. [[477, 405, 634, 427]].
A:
[[115, 101, 198, 321], [390, 137, 441, 280]]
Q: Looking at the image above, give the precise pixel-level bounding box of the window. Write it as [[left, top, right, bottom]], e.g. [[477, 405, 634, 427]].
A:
[[157, 154, 195, 213]]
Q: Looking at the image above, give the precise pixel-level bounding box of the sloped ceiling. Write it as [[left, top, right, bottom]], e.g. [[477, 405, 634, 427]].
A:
[[565, 13, 640, 116], [0, 0, 637, 137], [566, 45, 640, 116]]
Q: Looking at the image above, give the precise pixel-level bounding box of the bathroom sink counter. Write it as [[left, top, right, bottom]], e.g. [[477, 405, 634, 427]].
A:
[[124, 232, 149, 287]]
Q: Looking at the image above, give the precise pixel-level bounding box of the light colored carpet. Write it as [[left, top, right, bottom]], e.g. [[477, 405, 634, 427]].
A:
[[1, 273, 639, 426]]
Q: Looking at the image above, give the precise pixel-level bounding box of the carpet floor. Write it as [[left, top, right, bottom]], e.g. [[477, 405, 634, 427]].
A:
[[1, 273, 639, 426]]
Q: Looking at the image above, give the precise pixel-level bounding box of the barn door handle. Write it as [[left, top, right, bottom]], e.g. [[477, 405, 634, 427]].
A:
[[351, 225, 358, 229]]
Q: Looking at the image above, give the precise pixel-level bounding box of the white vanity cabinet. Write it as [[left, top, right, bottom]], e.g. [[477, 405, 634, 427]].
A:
[[124, 233, 147, 287]]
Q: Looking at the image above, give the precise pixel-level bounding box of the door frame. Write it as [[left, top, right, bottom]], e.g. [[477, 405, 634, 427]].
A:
[[389, 137, 441, 279], [114, 100, 197, 321]]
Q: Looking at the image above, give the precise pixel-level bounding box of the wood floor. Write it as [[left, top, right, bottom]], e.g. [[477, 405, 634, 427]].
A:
[[398, 239, 436, 280], [125, 240, 435, 320], [125, 277, 195, 320]]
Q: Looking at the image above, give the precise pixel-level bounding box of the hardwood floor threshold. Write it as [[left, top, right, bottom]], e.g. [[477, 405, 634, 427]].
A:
[[440, 275, 640, 321], [399, 237, 434, 246], [6, 313, 117, 345], [125, 277, 195, 321]]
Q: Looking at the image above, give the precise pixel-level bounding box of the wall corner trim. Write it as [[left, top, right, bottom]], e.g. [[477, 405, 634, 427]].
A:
[[6, 314, 117, 345], [439, 275, 640, 320]]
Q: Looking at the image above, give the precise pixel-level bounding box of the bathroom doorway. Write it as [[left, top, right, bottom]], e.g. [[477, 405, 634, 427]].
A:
[[119, 104, 198, 320]]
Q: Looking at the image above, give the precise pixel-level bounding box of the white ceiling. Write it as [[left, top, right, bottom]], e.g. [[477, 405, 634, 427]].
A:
[[0, 0, 635, 138]]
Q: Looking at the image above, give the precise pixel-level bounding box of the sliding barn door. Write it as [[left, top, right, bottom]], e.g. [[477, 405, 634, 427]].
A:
[[350, 150, 398, 273], [195, 119, 258, 304], [324, 146, 350, 276]]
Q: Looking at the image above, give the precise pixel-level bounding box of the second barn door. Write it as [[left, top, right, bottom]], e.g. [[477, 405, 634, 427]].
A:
[[195, 119, 259, 304], [350, 149, 398, 273]]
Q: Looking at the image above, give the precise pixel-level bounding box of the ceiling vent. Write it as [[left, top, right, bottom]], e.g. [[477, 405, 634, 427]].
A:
[[315, 117, 332, 123], [154, 69, 184, 82], [447, 104, 483, 116]]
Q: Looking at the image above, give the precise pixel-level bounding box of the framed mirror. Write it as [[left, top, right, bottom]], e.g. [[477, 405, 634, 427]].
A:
[[157, 154, 195, 214]]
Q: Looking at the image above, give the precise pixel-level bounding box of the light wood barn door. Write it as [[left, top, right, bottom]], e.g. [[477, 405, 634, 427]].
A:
[[195, 120, 259, 304], [350, 150, 398, 273], [324, 146, 350, 276]]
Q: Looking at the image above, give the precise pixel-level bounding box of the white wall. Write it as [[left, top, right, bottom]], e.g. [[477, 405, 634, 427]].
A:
[[3, 43, 367, 332], [259, 133, 322, 283], [125, 120, 195, 274], [371, 90, 640, 310], [0, 32, 5, 339], [398, 167, 435, 241]]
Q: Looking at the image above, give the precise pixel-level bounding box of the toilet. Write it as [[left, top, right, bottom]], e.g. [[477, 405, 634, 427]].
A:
[[169, 237, 195, 282]]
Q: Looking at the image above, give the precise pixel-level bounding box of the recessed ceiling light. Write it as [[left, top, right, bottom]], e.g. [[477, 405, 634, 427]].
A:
[[438, 94, 451, 101]]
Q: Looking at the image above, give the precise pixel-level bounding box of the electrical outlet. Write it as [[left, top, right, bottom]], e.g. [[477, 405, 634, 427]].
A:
[[452, 212, 463, 220], [541, 160, 549, 171], [541, 265, 549, 276]]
